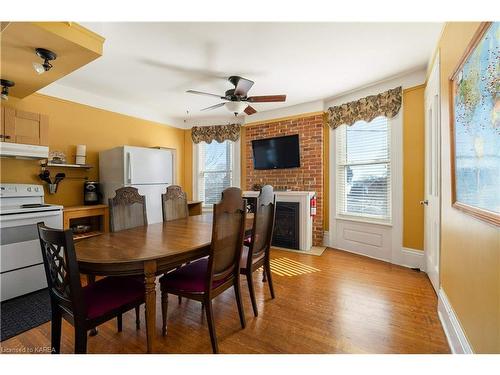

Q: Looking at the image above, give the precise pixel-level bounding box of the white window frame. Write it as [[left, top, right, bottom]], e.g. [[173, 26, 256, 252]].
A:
[[193, 138, 241, 210], [335, 117, 392, 225]]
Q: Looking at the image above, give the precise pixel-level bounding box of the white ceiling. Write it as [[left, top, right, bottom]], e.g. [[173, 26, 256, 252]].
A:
[[40, 22, 443, 128]]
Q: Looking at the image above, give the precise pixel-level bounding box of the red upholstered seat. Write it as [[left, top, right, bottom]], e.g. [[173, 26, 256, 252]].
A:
[[160, 258, 228, 293], [239, 245, 265, 270], [83, 276, 145, 320]]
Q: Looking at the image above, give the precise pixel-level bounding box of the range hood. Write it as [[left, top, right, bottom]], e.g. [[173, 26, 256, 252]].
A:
[[0, 142, 49, 159]]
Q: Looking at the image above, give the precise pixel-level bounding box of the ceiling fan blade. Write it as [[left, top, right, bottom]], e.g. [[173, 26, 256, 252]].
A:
[[186, 90, 225, 99], [244, 105, 257, 115], [230, 76, 254, 97], [200, 102, 226, 111], [247, 95, 287, 103]]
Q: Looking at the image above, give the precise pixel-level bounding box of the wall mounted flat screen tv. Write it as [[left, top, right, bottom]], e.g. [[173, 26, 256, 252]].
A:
[[252, 134, 300, 170]]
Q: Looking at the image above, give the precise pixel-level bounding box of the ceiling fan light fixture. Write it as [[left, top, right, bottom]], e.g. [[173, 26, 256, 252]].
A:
[[0, 79, 15, 101], [33, 48, 57, 74], [225, 101, 247, 115]]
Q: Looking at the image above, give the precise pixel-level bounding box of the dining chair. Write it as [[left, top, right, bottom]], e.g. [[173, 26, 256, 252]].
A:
[[162, 185, 189, 221], [161, 185, 190, 304], [159, 187, 247, 353], [37, 223, 145, 354], [108, 187, 147, 232], [240, 185, 276, 316], [108, 186, 148, 328]]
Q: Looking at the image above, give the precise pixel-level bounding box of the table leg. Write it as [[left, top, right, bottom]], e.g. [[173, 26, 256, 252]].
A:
[[144, 261, 157, 353]]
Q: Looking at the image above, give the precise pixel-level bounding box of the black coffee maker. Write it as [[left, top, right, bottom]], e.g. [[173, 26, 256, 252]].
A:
[[84, 181, 101, 205]]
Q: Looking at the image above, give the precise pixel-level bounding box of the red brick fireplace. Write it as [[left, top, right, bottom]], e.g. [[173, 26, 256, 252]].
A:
[[244, 113, 325, 246]]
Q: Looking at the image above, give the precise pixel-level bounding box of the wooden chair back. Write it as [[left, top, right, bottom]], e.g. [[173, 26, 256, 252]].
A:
[[207, 187, 246, 286], [249, 185, 276, 259], [108, 187, 147, 232], [37, 223, 86, 320], [161, 185, 188, 222]]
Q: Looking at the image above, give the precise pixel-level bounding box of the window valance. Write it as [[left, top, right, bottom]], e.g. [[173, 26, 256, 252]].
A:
[[327, 86, 402, 129], [191, 124, 241, 144]]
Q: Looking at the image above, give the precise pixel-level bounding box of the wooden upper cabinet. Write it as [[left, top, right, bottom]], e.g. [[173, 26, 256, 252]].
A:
[[1, 107, 49, 146]]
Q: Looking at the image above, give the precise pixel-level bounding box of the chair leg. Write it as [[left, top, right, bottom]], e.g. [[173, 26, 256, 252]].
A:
[[204, 299, 218, 354], [266, 260, 275, 299], [89, 328, 98, 336], [161, 291, 169, 336], [178, 295, 182, 304], [135, 306, 141, 330], [262, 266, 267, 282], [234, 278, 246, 329], [246, 272, 258, 317], [117, 314, 123, 332], [50, 306, 62, 354], [74, 327, 88, 354]]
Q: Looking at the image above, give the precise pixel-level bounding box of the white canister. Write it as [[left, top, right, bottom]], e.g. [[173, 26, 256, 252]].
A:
[[76, 144, 86, 165]]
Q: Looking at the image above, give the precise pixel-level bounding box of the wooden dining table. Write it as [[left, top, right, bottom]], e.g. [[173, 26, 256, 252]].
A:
[[75, 213, 254, 353]]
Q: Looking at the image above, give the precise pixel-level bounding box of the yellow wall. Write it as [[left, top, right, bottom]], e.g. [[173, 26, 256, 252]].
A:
[[403, 85, 425, 250], [437, 22, 500, 353], [0, 94, 186, 207]]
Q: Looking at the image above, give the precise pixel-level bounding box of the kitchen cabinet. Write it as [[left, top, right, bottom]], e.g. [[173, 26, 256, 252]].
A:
[[0, 106, 48, 146], [63, 204, 109, 241]]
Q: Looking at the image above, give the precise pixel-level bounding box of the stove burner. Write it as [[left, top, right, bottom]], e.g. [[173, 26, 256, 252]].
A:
[[20, 204, 51, 208]]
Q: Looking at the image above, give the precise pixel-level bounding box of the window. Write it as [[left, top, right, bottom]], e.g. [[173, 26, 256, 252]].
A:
[[196, 140, 239, 208], [336, 116, 391, 222]]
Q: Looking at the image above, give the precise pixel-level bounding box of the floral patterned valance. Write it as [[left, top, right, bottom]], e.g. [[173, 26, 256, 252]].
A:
[[191, 123, 241, 144], [327, 86, 402, 129]]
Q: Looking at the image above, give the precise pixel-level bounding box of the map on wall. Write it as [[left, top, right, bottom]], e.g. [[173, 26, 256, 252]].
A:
[[451, 21, 499, 225]]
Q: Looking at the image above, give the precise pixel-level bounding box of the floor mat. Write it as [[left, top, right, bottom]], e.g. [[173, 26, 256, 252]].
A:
[[271, 246, 326, 256], [1, 288, 51, 342]]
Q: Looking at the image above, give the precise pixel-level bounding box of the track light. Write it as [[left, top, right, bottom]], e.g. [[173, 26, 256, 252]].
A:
[[33, 48, 57, 75], [1, 79, 15, 101]]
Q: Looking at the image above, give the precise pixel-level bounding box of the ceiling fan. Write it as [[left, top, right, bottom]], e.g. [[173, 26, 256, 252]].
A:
[[186, 76, 286, 116]]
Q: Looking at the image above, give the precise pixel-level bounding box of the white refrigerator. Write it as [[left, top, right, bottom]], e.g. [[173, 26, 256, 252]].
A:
[[99, 146, 174, 224]]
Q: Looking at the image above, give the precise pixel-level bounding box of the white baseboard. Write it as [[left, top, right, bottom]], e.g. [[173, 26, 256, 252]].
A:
[[329, 244, 392, 264], [437, 288, 473, 354], [398, 247, 425, 271], [325, 240, 425, 271]]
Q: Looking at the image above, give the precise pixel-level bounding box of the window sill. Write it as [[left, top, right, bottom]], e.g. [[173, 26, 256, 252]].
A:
[[335, 215, 393, 227]]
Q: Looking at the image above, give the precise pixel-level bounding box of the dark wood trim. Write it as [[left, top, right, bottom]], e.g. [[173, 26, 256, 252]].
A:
[[448, 21, 499, 227]]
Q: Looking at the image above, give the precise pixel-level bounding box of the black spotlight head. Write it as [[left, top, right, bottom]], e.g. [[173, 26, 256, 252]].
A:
[[35, 48, 57, 62], [1, 79, 15, 100], [34, 48, 57, 73]]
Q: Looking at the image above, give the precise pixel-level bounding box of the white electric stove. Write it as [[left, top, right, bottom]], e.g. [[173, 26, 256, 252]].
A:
[[0, 183, 63, 302]]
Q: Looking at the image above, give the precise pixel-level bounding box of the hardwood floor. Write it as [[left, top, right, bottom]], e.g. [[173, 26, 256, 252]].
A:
[[0, 248, 450, 354]]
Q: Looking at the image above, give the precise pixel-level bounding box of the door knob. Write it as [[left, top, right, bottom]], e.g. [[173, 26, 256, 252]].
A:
[[420, 200, 429, 206]]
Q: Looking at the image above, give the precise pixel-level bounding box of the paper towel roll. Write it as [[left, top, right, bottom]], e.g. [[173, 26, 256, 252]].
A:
[[76, 145, 86, 165], [76, 144, 86, 156], [76, 156, 86, 165]]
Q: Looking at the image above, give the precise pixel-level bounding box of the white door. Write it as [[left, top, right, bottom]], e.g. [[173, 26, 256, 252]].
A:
[[424, 54, 441, 293], [125, 146, 173, 185]]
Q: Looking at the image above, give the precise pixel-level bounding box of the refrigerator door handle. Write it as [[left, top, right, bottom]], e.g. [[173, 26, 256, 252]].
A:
[[126, 152, 132, 183]]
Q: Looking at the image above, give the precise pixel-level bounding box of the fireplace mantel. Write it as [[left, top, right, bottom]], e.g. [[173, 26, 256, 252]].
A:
[[243, 190, 315, 251]]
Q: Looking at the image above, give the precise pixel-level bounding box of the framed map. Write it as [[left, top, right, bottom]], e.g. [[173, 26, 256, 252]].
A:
[[449, 22, 499, 226]]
